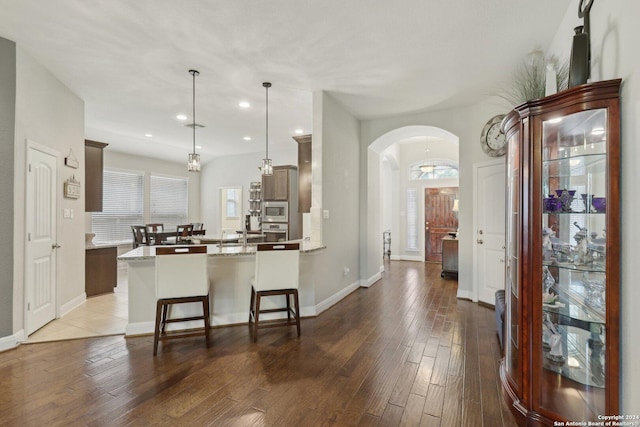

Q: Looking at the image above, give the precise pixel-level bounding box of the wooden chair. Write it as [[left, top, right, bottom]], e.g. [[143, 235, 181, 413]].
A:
[[146, 223, 164, 245], [153, 245, 210, 355], [248, 242, 301, 342], [176, 224, 194, 243], [131, 225, 149, 248]]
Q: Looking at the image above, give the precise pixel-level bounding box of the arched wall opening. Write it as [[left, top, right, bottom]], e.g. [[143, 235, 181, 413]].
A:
[[364, 125, 459, 281]]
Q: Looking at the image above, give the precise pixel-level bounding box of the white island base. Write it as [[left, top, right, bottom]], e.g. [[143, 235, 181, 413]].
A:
[[120, 242, 326, 336]]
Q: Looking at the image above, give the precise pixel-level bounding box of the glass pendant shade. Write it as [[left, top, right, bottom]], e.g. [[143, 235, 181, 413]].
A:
[[188, 153, 201, 172], [261, 158, 272, 176]]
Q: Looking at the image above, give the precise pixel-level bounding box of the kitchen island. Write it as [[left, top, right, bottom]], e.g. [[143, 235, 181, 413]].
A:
[[118, 241, 325, 336]]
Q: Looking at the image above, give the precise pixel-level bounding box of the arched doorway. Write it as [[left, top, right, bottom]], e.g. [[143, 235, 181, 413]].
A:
[[367, 126, 459, 270]]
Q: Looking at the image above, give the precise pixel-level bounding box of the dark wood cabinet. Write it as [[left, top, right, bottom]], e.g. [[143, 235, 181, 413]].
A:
[[85, 139, 108, 212], [501, 80, 621, 426], [85, 246, 117, 297], [294, 134, 312, 213], [262, 165, 296, 201]]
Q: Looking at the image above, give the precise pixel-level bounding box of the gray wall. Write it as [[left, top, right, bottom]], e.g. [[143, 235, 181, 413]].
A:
[[0, 38, 16, 337], [316, 92, 360, 302], [360, 101, 505, 299]]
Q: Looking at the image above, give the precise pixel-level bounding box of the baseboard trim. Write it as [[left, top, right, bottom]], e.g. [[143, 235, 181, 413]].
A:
[[456, 289, 475, 301], [390, 255, 401, 261], [316, 280, 360, 314], [60, 292, 87, 317], [0, 330, 25, 353], [361, 272, 381, 288], [126, 304, 320, 336]]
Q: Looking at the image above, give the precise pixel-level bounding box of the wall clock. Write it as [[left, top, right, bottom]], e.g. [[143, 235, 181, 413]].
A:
[[480, 114, 507, 157]]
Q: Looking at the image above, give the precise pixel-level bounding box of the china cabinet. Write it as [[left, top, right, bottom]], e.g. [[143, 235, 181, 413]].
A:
[[501, 79, 620, 426]]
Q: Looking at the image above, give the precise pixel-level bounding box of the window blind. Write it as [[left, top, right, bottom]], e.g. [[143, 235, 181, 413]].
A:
[[149, 175, 188, 230], [91, 170, 144, 244]]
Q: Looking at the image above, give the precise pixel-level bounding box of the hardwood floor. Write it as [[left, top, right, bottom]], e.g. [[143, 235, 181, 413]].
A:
[[0, 261, 517, 426]]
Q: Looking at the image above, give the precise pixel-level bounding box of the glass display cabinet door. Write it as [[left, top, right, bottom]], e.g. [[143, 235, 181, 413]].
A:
[[505, 127, 521, 393], [538, 108, 608, 421]]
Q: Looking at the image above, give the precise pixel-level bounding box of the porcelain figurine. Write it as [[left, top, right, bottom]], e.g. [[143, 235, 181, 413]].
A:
[[573, 222, 591, 265], [542, 227, 554, 260]]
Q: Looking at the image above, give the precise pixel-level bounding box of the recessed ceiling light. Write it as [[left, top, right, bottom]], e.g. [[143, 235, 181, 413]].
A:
[[243, 136, 252, 141], [295, 129, 304, 135], [548, 117, 563, 124], [195, 145, 202, 149], [144, 133, 153, 138], [239, 101, 250, 109], [176, 114, 187, 121]]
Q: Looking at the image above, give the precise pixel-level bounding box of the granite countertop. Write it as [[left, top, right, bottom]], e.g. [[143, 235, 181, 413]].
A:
[[86, 243, 120, 250], [118, 240, 326, 261]]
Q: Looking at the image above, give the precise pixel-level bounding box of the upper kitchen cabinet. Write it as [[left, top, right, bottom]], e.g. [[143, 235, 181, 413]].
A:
[[294, 134, 312, 213], [85, 139, 108, 212], [262, 165, 297, 201], [501, 79, 621, 426]]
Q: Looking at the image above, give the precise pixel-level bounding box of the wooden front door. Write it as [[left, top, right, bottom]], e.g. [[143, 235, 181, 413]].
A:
[[424, 187, 458, 262]]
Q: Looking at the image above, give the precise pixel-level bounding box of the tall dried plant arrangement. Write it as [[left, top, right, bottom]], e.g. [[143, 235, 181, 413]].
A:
[[498, 54, 569, 107]]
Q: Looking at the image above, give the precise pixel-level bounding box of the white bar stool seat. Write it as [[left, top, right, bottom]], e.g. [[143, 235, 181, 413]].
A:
[[154, 245, 210, 355], [248, 243, 301, 342]]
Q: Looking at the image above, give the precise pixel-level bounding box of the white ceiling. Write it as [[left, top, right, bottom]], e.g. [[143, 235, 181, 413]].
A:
[[0, 0, 571, 165]]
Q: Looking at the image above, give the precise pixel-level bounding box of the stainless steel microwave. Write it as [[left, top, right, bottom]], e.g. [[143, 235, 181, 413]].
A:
[[262, 201, 288, 223]]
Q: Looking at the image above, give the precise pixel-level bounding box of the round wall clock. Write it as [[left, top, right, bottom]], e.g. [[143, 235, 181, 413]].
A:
[[480, 114, 507, 157]]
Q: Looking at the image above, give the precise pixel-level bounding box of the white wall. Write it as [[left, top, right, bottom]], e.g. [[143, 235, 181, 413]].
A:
[[548, 0, 640, 414], [199, 147, 297, 235], [12, 46, 85, 333]]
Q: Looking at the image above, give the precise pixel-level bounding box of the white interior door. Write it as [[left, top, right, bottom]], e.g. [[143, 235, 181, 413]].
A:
[[474, 161, 506, 305], [26, 143, 58, 335], [219, 187, 242, 232]]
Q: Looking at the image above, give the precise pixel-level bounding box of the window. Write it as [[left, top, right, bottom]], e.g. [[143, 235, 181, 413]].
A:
[[219, 187, 243, 231], [406, 188, 418, 251], [91, 170, 144, 244], [409, 159, 459, 180], [150, 175, 189, 230], [226, 188, 240, 218]]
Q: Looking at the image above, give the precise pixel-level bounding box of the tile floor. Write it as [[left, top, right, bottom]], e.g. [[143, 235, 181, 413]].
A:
[[27, 263, 129, 343]]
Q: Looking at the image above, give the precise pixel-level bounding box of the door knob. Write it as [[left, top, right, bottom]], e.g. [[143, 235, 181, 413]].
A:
[[477, 239, 483, 244], [52, 244, 61, 249]]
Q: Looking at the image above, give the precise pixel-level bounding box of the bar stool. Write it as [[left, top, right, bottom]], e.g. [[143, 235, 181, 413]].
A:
[[154, 245, 210, 355], [248, 242, 301, 342]]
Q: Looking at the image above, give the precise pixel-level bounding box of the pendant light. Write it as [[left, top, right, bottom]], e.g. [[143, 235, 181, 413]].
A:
[[261, 82, 273, 176], [187, 69, 201, 172], [418, 138, 434, 174]]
